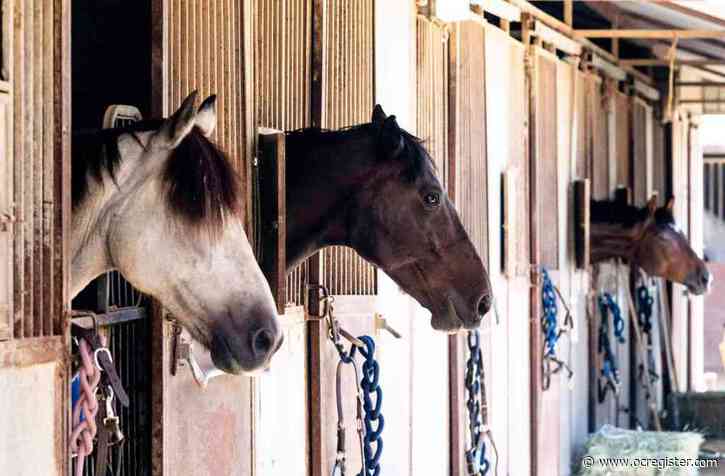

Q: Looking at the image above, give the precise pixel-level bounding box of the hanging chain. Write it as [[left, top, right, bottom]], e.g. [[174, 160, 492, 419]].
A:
[[636, 282, 660, 394], [597, 293, 624, 402], [351, 336, 384, 476], [465, 330, 493, 476], [540, 269, 574, 391]]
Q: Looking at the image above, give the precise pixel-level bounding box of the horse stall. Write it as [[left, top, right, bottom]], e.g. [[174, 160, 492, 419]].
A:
[[1, 1, 722, 476]]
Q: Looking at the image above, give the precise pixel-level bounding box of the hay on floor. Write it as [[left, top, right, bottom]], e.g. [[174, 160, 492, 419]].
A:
[[577, 425, 703, 476]]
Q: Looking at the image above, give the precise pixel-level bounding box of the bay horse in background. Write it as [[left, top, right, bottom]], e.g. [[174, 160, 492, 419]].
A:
[[590, 195, 712, 295], [72, 92, 282, 374], [284, 105, 492, 331]]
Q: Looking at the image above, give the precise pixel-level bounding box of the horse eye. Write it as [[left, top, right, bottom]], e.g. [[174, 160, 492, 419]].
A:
[[424, 192, 441, 208]]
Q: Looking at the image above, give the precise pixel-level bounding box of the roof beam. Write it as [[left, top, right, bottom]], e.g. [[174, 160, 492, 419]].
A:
[[573, 29, 725, 40], [620, 59, 725, 67], [676, 81, 725, 87]]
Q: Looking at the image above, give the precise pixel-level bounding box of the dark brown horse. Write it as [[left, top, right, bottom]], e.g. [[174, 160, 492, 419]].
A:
[[284, 106, 492, 331], [590, 195, 711, 295]]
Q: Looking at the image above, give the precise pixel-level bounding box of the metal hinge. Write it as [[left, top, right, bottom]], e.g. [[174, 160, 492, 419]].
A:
[[0, 205, 18, 232]]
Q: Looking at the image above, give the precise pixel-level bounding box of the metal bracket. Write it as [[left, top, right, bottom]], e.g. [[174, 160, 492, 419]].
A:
[[169, 318, 225, 389], [0, 205, 18, 232], [373, 313, 402, 339]]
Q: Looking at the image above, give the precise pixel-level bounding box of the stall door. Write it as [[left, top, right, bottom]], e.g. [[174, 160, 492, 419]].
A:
[[150, 2, 253, 475]]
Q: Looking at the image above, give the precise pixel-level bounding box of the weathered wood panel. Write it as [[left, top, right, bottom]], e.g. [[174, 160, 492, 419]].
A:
[[12, 0, 68, 339], [320, 0, 376, 297], [449, 20, 488, 269], [687, 123, 704, 391], [414, 15, 452, 476], [0, 91, 12, 341], [587, 75, 609, 200], [251, 0, 312, 307], [448, 20, 490, 475], [249, 3, 311, 474], [652, 119, 667, 205], [151, 2, 253, 475], [632, 99, 652, 206], [484, 23, 531, 475], [614, 91, 631, 193], [535, 48, 559, 269]]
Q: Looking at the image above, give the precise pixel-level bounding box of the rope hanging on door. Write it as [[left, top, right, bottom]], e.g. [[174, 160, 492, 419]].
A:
[[312, 285, 385, 476], [464, 329, 498, 476], [540, 268, 574, 391], [636, 283, 660, 393], [597, 293, 625, 402], [351, 336, 384, 476]]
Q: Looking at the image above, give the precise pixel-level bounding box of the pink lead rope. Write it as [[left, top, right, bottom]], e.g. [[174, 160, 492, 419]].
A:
[[69, 337, 104, 476]]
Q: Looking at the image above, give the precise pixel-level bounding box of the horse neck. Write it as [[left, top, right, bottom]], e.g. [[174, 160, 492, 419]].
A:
[[284, 129, 377, 268], [71, 152, 147, 297], [590, 221, 641, 264]]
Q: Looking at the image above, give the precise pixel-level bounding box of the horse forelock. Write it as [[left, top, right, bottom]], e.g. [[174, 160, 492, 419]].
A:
[[72, 123, 240, 237]]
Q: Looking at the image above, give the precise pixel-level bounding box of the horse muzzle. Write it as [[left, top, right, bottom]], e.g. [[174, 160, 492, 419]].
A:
[[684, 267, 713, 296], [210, 321, 284, 374]]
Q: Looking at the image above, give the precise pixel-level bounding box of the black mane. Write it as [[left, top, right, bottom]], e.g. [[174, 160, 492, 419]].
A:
[[590, 199, 675, 228], [72, 122, 240, 235], [285, 123, 434, 180]]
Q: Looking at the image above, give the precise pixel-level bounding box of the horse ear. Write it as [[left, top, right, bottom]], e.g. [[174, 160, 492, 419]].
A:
[[195, 95, 217, 137], [646, 195, 657, 217], [158, 91, 198, 148], [371, 104, 387, 125], [380, 115, 404, 159], [666, 197, 675, 212]]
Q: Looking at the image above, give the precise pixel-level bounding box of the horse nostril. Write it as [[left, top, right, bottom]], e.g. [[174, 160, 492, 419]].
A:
[[477, 294, 492, 317], [252, 328, 276, 358]]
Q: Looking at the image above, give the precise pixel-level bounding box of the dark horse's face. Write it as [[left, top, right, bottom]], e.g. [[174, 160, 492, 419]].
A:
[[347, 106, 492, 331], [634, 197, 711, 295]]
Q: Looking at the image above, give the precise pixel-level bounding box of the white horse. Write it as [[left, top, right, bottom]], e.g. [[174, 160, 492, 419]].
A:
[[71, 92, 281, 374]]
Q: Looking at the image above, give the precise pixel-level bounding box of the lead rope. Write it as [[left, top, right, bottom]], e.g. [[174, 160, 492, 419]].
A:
[[636, 282, 660, 391], [540, 268, 574, 391], [351, 336, 384, 476], [465, 330, 498, 476], [69, 338, 103, 476], [597, 293, 625, 402], [315, 288, 364, 476]]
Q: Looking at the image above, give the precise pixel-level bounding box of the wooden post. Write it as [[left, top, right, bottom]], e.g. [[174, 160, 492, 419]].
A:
[[308, 2, 325, 475], [563, 0, 573, 28], [524, 12, 542, 475], [257, 130, 287, 314]]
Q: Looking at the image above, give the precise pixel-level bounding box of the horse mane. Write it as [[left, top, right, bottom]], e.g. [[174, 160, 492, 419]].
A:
[[285, 123, 435, 181], [72, 121, 240, 236], [590, 199, 675, 228]]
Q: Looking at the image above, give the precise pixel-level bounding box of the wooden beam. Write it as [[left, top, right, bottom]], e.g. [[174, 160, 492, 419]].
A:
[[680, 98, 725, 104], [676, 81, 725, 87], [563, 0, 573, 28], [480, 0, 521, 23], [620, 59, 725, 67], [574, 29, 725, 40]]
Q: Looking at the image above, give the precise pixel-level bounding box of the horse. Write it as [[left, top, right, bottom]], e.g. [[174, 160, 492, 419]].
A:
[[71, 91, 282, 374], [590, 195, 712, 295], [284, 105, 492, 331]]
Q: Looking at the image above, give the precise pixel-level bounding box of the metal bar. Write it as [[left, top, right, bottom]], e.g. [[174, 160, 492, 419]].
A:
[[680, 98, 725, 104], [676, 81, 725, 87], [70, 307, 147, 328], [574, 29, 725, 39], [620, 59, 725, 67]]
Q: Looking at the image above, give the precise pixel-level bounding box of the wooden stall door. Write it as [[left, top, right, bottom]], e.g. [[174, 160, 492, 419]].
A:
[[250, 1, 311, 474], [150, 2, 253, 475], [0, 0, 71, 473], [688, 122, 705, 391], [0, 92, 11, 340], [484, 24, 530, 476], [534, 48, 559, 270]]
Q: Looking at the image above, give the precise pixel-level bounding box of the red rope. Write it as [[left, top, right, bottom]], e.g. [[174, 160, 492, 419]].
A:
[[69, 337, 104, 476]]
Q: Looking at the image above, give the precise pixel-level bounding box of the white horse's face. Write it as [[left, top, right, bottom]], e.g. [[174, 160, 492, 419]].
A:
[[73, 93, 282, 374]]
